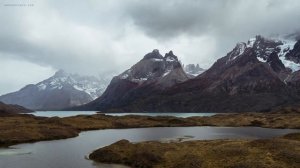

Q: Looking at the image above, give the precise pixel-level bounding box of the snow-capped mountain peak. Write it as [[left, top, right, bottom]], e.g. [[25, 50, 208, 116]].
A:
[[0, 70, 113, 110], [118, 50, 184, 84], [74, 49, 190, 111], [164, 50, 178, 62], [227, 35, 300, 72], [36, 70, 109, 100]]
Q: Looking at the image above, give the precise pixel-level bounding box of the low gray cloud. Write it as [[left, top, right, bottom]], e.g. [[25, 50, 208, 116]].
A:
[[0, 0, 300, 94], [125, 0, 224, 38], [123, 0, 300, 59], [125, 0, 300, 39]]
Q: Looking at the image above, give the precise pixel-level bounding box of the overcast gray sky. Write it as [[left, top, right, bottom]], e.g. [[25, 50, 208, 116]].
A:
[[1, 0, 300, 95]]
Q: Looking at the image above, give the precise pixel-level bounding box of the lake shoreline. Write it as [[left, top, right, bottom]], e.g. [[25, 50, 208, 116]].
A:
[[0, 111, 299, 148], [89, 133, 300, 168]]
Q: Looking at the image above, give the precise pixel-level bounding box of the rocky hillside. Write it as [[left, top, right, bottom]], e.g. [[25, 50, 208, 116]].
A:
[[74, 50, 190, 111], [0, 102, 33, 115], [100, 35, 300, 112], [0, 70, 112, 110]]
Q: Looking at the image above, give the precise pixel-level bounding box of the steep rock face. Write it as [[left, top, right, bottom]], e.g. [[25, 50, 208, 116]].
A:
[[110, 36, 300, 112], [236, 35, 300, 73], [0, 70, 111, 110], [196, 48, 285, 95], [75, 50, 189, 111], [283, 70, 300, 104], [184, 64, 205, 77], [286, 40, 300, 63], [286, 71, 300, 86], [267, 52, 286, 73]]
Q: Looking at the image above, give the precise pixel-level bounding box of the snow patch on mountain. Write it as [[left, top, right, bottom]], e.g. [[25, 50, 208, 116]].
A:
[[120, 73, 129, 79], [73, 85, 84, 91], [278, 40, 295, 56], [279, 57, 300, 72], [257, 57, 267, 63], [118, 50, 183, 83], [227, 43, 247, 63], [166, 56, 176, 62], [153, 58, 164, 62], [277, 40, 300, 72], [230, 36, 300, 72], [37, 83, 47, 90], [163, 69, 172, 77], [247, 38, 256, 48], [36, 70, 111, 100]]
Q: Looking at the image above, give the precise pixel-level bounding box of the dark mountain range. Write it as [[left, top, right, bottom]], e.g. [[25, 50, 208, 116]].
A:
[[0, 102, 33, 115], [73, 50, 190, 111], [76, 35, 300, 112], [0, 70, 112, 110]]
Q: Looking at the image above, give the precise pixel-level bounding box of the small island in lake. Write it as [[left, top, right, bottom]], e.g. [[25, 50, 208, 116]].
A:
[[89, 133, 300, 168]]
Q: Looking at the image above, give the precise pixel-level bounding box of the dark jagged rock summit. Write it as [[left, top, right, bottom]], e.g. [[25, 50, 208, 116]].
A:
[[0, 70, 111, 110], [74, 50, 190, 111], [184, 64, 205, 77]]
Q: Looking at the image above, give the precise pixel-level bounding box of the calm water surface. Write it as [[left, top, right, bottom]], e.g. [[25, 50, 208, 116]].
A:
[[31, 111, 98, 117], [0, 127, 299, 168], [32, 111, 219, 118], [104, 112, 218, 117]]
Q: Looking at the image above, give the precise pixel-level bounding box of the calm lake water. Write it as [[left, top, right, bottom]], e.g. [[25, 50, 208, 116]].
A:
[[31, 111, 219, 118], [32, 111, 98, 117], [0, 127, 299, 168]]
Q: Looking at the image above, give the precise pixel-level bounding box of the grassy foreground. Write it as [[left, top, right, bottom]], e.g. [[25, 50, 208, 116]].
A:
[[89, 133, 300, 168], [0, 114, 79, 147], [0, 110, 300, 147]]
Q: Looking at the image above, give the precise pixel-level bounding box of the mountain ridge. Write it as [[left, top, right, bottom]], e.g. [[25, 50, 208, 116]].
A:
[[83, 35, 300, 112], [0, 101, 33, 115], [0, 70, 112, 110], [72, 50, 191, 111]]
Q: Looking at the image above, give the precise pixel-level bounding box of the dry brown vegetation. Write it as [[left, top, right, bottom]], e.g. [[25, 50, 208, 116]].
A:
[[89, 133, 300, 168], [0, 114, 78, 147], [0, 111, 299, 147]]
